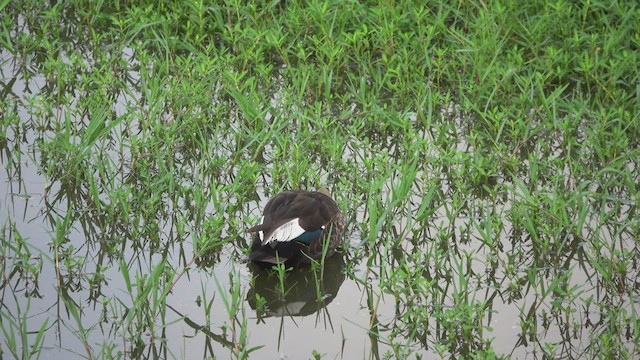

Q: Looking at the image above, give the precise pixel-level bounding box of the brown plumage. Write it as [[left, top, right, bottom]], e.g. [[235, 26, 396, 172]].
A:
[[248, 189, 344, 267]]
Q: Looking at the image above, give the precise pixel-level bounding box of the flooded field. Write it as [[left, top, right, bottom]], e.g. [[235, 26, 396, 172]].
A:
[[1, 1, 639, 359]]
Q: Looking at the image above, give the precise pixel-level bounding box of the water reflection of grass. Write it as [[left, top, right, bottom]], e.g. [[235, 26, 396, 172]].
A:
[[1, 0, 639, 358]]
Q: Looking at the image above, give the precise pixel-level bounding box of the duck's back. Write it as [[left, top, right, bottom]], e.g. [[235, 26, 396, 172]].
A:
[[248, 190, 344, 266]]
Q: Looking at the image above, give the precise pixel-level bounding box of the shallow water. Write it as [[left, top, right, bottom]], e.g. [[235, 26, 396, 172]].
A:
[[2, 7, 639, 360], [3, 110, 637, 359]]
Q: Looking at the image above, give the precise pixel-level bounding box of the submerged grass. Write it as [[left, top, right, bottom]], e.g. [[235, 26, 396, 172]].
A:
[[1, 0, 639, 358]]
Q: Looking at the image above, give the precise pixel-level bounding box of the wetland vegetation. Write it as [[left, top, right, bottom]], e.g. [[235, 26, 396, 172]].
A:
[[1, 0, 639, 358]]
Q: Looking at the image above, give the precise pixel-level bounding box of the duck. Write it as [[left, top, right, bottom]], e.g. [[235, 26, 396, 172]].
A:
[[248, 188, 344, 267]]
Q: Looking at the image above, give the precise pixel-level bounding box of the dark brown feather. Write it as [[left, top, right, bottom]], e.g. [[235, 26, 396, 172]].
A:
[[248, 190, 344, 266]]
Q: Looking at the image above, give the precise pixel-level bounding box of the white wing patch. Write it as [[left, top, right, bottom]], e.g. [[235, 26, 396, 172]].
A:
[[262, 218, 305, 246], [256, 216, 265, 241]]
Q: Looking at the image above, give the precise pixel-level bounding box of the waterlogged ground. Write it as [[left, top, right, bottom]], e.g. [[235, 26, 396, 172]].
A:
[[2, 1, 640, 359]]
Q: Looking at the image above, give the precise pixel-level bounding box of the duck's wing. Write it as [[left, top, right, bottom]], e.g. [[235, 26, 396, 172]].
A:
[[263, 217, 306, 245], [248, 191, 334, 246]]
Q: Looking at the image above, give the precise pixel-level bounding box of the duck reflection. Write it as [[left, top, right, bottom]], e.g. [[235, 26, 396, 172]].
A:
[[246, 255, 346, 319]]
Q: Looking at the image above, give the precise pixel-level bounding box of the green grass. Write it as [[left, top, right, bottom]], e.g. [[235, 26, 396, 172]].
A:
[[1, 0, 639, 358]]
